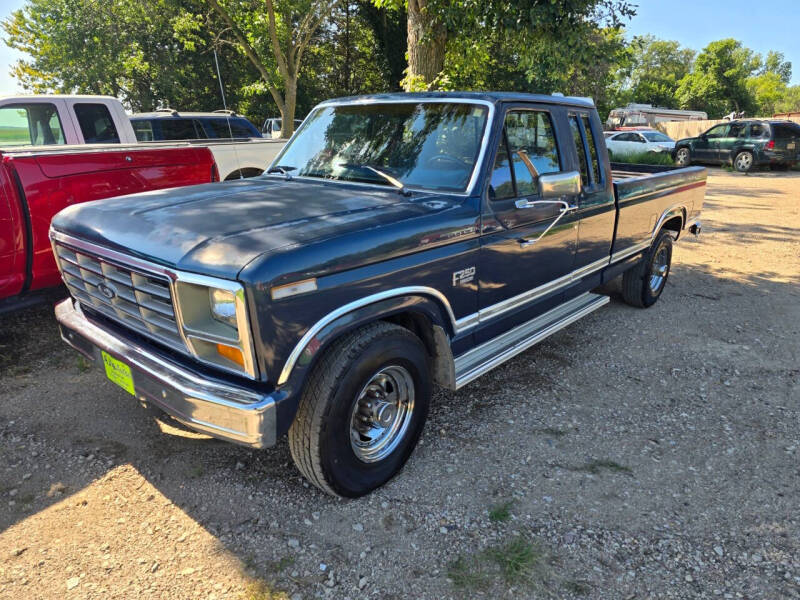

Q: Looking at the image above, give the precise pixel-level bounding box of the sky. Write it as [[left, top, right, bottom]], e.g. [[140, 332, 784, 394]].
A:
[[0, 0, 799, 96], [625, 0, 800, 85]]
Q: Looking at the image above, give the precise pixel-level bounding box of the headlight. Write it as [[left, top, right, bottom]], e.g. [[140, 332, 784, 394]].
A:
[[173, 278, 257, 378], [209, 288, 238, 329]]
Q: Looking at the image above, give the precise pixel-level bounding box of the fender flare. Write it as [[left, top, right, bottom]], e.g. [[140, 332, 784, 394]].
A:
[[277, 287, 457, 387]]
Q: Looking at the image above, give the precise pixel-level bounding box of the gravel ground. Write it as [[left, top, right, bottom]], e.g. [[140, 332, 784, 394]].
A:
[[1, 169, 799, 600]]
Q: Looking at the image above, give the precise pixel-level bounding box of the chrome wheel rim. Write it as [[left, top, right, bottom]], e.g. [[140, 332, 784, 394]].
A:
[[649, 246, 669, 292], [349, 365, 415, 463], [677, 149, 689, 165], [735, 153, 752, 171]]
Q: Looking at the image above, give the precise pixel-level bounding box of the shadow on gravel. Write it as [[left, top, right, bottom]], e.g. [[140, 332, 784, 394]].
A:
[[1, 256, 799, 598]]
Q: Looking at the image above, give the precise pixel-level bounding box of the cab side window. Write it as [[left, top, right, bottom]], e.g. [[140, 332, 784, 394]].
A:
[[569, 116, 589, 187], [489, 109, 560, 200], [705, 124, 728, 139], [727, 123, 747, 138], [74, 103, 120, 144], [0, 103, 66, 146], [580, 114, 602, 185]]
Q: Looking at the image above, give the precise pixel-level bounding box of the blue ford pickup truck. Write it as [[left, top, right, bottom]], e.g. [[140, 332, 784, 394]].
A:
[[51, 92, 705, 497]]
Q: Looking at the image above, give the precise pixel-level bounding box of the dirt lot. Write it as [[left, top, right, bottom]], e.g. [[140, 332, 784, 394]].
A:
[[1, 169, 799, 600]]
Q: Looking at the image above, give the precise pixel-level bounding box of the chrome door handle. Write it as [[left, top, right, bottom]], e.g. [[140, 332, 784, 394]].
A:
[[517, 200, 578, 248]]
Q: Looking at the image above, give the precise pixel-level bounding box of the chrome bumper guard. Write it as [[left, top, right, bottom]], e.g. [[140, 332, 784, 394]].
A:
[[55, 299, 277, 449]]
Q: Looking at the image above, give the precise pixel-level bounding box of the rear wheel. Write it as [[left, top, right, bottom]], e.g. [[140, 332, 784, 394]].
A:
[[675, 147, 691, 167], [288, 322, 431, 497], [622, 230, 673, 308], [733, 151, 754, 173]]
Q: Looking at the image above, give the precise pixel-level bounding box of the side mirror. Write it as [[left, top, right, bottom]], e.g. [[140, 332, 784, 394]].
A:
[[538, 170, 582, 199]]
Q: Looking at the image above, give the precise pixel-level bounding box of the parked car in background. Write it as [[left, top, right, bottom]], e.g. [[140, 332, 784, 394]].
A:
[[52, 91, 705, 497], [673, 120, 800, 172], [130, 109, 262, 141], [0, 142, 217, 311], [0, 95, 285, 181], [262, 117, 303, 139], [605, 129, 675, 158]]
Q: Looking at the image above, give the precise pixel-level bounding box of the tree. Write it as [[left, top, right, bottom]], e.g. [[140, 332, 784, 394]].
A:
[[2, 0, 252, 112], [676, 39, 760, 117], [207, 0, 339, 137], [622, 35, 694, 108], [762, 50, 792, 84], [374, 0, 635, 91]]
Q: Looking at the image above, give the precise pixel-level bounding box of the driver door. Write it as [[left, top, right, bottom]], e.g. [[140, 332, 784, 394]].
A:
[[477, 106, 579, 343], [695, 124, 728, 162]]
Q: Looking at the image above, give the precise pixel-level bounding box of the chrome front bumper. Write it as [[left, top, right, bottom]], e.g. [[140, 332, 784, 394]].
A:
[[55, 299, 277, 449]]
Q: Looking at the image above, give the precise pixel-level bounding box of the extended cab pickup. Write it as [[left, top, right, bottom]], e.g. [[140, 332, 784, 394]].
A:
[[0, 143, 218, 310], [51, 92, 705, 497], [0, 95, 285, 180]]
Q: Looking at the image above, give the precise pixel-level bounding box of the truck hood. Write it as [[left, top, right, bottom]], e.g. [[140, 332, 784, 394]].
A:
[[51, 177, 455, 278]]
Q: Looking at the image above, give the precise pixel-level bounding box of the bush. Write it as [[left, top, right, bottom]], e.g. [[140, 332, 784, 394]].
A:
[[609, 151, 675, 166]]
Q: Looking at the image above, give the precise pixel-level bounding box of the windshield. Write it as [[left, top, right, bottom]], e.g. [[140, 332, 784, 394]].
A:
[[642, 131, 673, 142], [272, 102, 489, 193]]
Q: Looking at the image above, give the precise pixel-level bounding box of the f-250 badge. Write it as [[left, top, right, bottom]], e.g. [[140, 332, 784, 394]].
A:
[[452, 266, 476, 286]]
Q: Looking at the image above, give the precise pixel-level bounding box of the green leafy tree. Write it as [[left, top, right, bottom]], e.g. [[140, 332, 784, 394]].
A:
[[622, 35, 694, 108], [774, 85, 800, 114], [207, 0, 339, 137], [2, 0, 255, 112], [676, 38, 760, 117], [747, 72, 787, 116], [373, 0, 635, 91], [762, 50, 792, 84]]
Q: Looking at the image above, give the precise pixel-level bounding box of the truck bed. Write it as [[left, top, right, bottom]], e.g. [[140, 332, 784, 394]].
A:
[[610, 162, 706, 260]]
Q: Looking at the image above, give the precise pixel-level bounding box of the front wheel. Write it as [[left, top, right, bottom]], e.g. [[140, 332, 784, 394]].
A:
[[288, 322, 431, 497], [734, 151, 754, 173], [622, 230, 673, 308], [675, 147, 691, 167]]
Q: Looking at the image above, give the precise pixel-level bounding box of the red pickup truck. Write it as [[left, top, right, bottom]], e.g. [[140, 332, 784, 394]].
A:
[[0, 144, 218, 311]]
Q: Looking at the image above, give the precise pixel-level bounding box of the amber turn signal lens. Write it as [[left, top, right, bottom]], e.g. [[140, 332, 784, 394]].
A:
[[216, 343, 245, 368]]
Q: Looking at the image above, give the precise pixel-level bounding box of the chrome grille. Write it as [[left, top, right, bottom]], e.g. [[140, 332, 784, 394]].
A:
[[54, 242, 183, 348]]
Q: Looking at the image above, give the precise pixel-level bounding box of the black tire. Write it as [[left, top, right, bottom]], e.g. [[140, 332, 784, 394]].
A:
[[733, 150, 754, 173], [675, 147, 691, 167], [288, 321, 431, 497], [622, 230, 673, 308]]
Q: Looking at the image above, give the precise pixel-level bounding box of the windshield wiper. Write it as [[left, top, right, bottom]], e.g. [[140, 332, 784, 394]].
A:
[[267, 165, 297, 179], [338, 163, 411, 196]]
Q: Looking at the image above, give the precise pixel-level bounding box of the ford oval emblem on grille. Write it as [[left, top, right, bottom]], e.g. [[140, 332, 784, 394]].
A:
[[97, 282, 117, 300]]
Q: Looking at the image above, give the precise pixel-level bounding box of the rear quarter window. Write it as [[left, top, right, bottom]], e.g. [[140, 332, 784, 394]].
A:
[[772, 124, 800, 139], [74, 103, 120, 144]]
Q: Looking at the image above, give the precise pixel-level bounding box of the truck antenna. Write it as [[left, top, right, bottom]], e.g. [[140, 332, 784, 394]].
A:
[[213, 47, 243, 179]]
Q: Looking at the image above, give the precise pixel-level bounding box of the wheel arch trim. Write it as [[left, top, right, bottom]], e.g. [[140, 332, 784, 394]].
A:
[[277, 286, 459, 386]]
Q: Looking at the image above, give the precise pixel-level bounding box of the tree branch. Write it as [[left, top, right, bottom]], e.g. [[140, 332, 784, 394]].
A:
[[207, 0, 284, 108]]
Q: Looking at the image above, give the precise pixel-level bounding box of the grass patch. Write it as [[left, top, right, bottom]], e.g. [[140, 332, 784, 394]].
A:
[[448, 536, 550, 592], [77, 355, 92, 373], [241, 581, 289, 600], [488, 501, 513, 522], [569, 459, 632, 475], [609, 151, 675, 166]]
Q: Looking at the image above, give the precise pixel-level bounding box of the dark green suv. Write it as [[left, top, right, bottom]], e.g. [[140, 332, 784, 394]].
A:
[[673, 120, 800, 172]]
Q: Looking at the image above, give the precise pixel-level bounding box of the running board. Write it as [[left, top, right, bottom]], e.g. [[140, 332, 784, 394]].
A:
[[454, 292, 610, 389]]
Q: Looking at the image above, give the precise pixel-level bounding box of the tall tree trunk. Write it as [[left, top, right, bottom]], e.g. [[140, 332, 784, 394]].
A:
[[406, 0, 445, 89], [282, 76, 298, 137]]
